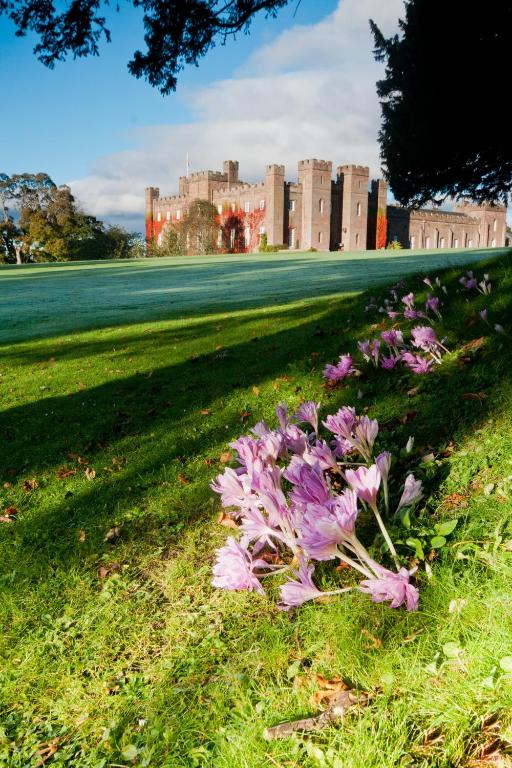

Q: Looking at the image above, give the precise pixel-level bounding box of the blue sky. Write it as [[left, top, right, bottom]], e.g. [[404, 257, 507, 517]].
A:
[[1, 1, 338, 183]]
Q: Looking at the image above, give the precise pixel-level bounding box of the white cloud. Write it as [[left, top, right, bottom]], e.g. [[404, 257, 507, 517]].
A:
[[69, 0, 405, 229]]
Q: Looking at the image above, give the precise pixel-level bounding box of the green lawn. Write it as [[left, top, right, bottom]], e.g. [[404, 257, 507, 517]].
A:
[[1, 249, 512, 767], [0, 248, 506, 343]]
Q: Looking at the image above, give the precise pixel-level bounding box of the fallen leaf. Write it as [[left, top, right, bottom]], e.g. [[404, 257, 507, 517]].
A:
[[312, 674, 349, 706], [399, 411, 418, 425], [104, 526, 121, 543], [178, 473, 191, 485], [407, 386, 419, 397], [84, 467, 96, 481], [201, 409, 211, 416], [461, 336, 486, 353], [3, 482, 12, 489], [460, 392, 487, 404], [97, 562, 121, 579], [252, 386, 260, 396], [361, 628, 383, 649], [22, 478, 39, 492], [78, 530, 86, 542], [217, 511, 238, 529], [219, 451, 232, 464], [239, 411, 252, 422], [56, 467, 77, 479], [442, 493, 468, 510]]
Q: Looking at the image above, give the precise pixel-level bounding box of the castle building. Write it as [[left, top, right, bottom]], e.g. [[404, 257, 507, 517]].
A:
[[145, 159, 507, 252]]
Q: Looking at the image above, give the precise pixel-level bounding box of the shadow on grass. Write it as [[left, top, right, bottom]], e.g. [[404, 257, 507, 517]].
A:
[[1, 254, 512, 590]]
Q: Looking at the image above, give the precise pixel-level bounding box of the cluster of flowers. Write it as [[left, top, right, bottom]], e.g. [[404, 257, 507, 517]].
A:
[[211, 402, 422, 612], [324, 268, 500, 384]]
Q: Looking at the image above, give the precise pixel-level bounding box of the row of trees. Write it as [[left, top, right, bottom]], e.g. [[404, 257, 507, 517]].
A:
[[0, 173, 143, 263]]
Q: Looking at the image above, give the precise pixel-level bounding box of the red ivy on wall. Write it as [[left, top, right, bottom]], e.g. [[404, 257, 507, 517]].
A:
[[376, 209, 388, 250]]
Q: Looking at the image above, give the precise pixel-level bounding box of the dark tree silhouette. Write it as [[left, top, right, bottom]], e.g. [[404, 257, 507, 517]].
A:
[[1, 0, 289, 94], [371, 0, 512, 207]]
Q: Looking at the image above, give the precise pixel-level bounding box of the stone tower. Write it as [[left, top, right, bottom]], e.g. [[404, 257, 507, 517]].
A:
[[223, 160, 239, 187], [265, 164, 285, 246], [298, 159, 332, 251], [337, 165, 370, 250], [145, 186, 160, 242]]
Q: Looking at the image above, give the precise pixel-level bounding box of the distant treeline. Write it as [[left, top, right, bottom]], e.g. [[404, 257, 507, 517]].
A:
[[0, 173, 144, 263]]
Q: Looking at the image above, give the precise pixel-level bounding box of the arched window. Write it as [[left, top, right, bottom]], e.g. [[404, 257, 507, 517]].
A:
[[319, 199, 325, 214], [356, 202, 362, 217], [355, 233, 360, 245]]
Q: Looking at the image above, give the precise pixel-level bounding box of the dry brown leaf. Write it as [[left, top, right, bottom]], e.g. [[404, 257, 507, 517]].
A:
[[407, 386, 419, 397], [84, 467, 96, 481], [442, 493, 469, 510], [201, 408, 211, 416], [312, 674, 349, 706], [78, 530, 86, 542], [460, 392, 488, 403], [217, 511, 238, 529], [56, 467, 77, 479], [178, 473, 191, 485], [361, 628, 383, 648], [252, 386, 260, 396], [219, 451, 232, 464], [3, 482, 12, 489], [104, 526, 121, 543], [462, 336, 486, 353], [97, 562, 121, 579], [22, 478, 39, 492], [239, 410, 252, 422]]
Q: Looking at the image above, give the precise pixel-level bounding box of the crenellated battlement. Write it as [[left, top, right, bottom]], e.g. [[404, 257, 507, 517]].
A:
[[298, 159, 332, 171], [337, 164, 369, 175], [266, 164, 285, 175]]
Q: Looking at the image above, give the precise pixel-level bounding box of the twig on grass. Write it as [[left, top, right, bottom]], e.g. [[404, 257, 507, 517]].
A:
[[263, 690, 371, 740]]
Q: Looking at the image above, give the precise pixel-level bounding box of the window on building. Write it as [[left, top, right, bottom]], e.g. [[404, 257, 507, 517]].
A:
[[454, 238, 459, 248], [440, 237, 445, 248], [468, 238, 473, 247], [356, 202, 362, 217], [231, 202, 236, 213], [217, 230, 223, 246], [319, 199, 325, 214], [166, 211, 171, 221], [176, 210, 181, 220], [230, 229, 235, 248], [425, 236, 431, 249], [157, 233, 163, 246], [355, 233, 360, 245], [289, 200, 296, 212], [318, 231, 323, 244], [492, 238, 496, 247], [493, 218, 497, 232], [259, 199, 265, 210], [244, 226, 251, 246], [410, 235, 416, 249], [217, 204, 223, 215], [244, 201, 251, 213], [157, 212, 161, 222], [288, 228, 295, 248], [320, 175, 324, 185]]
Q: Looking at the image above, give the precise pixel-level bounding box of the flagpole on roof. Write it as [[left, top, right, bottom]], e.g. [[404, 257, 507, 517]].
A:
[[186, 152, 190, 178]]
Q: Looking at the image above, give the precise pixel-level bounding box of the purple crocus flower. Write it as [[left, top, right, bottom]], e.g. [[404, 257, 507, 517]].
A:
[[276, 403, 289, 431], [381, 329, 404, 349], [359, 566, 419, 611], [387, 310, 402, 320], [401, 292, 415, 310], [401, 352, 434, 374], [281, 424, 308, 455], [323, 354, 358, 383], [396, 474, 423, 512], [345, 464, 381, 509], [211, 467, 256, 509], [332, 435, 354, 458], [479, 308, 488, 322], [358, 339, 380, 366], [495, 323, 506, 335], [285, 461, 330, 507], [330, 488, 359, 534], [381, 354, 400, 370], [212, 537, 266, 594], [404, 309, 426, 320], [304, 440, 339, 473], [423, 277, 433, 289], [425, 295, 441, 318], [375, 452, 392, 485], [299, 505, 343, 561], [279, 563, 325, 609], [353, 415, 379, 459], [294, 401, 321, 433], [411, 326, 439, 352], [239, 507, 283, 551], [323, 407, 357, 438]]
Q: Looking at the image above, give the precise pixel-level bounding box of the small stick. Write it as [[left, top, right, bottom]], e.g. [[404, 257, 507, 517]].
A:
[[263, 690, 370, 740]]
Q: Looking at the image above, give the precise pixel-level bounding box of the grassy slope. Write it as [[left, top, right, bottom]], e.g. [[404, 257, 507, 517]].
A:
[[0, 251, 511, 767], [0, 248, 505, 344]]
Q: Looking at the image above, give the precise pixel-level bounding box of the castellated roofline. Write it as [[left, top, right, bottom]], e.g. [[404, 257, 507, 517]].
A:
[[337, 164, 370, 174], [179, 170, 226, 181], [266, 164, 285, 174], [298, 159, 332, 171]]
